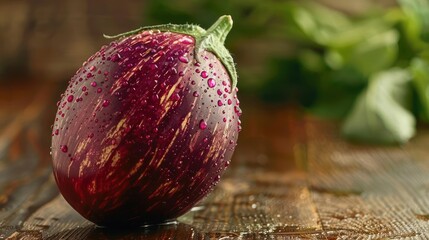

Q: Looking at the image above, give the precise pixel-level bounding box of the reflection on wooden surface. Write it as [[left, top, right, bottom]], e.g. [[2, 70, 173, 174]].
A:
[[2, 80, 429, 239]]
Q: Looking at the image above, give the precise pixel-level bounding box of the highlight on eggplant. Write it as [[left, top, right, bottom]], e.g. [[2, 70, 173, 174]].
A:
[[51, 15, 241, 227]]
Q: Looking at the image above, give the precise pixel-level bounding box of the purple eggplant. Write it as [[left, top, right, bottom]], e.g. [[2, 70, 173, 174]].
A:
[[51, 15, 241, 227]]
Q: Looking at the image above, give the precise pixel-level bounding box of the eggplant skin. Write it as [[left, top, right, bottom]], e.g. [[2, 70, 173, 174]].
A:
[[51, 31, 241, 227]]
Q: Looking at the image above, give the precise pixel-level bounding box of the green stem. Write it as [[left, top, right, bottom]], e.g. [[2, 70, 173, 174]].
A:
[[104, 15, 238, 90], [205, 15, 233, 44]]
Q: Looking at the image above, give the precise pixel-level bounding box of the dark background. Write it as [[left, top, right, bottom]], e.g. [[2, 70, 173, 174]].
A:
[[0, 0, 395, 97], [5, 0, 429, 145]]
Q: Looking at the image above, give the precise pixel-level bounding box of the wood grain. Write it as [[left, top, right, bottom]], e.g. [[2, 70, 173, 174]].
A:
[[2, 81, 429, 239], [306, 119, 429, 239]]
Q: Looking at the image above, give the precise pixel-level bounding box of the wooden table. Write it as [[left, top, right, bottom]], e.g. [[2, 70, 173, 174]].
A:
[[2, 80, 429, 239]]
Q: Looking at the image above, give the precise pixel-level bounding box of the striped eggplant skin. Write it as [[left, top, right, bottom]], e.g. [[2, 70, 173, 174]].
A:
[[51, 30, 241, 227]]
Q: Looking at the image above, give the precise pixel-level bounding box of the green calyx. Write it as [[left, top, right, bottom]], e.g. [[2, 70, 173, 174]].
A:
[[104, 15, 238, 90]]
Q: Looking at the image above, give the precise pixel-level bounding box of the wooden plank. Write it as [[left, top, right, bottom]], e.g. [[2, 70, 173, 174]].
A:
[[6, 80, 429, 239], [0, 81, 60, 239], [0, 92, 323, 239], [179, 170, 321, 239], [17, 171, 321, 239], [306, 118, 429, 239]]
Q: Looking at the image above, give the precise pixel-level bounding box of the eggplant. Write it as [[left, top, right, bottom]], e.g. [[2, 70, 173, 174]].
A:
[[51, 15, 241, 227]]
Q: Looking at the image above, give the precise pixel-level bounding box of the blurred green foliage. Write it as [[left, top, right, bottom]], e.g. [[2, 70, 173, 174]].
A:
[[144, 0, 429, 144]]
